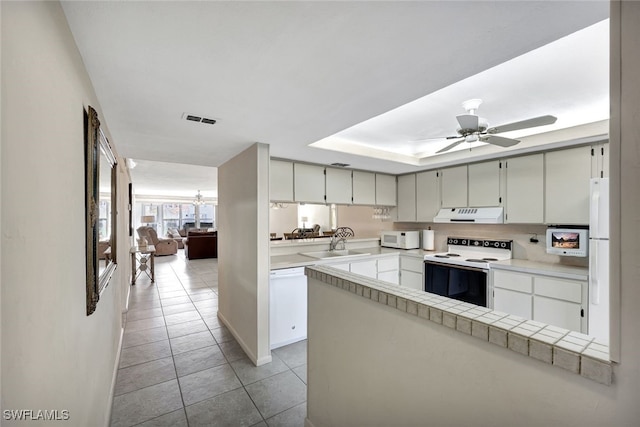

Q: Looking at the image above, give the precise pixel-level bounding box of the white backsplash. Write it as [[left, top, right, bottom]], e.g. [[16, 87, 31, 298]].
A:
[[394, 222, 588, 268]]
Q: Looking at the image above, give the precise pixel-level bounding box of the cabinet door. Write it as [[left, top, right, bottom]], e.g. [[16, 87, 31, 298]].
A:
[[349, 259, 377, 279], [352, 171, 376, 205], [325, 168, 352, 204], [545, 146, 592, 225], [493, 288, 532, 319], [416, 170, 440, 222], [397, 174, 416, 221], [505, 154, 544, 223], [375, 174, 397, 206], [400, 270, 424, 290], [533, 296, 582, 332], [378, 270, 399, 285], [270, 160, 294, 202], [591, 143, 609, 179], [294, 163, 325, 203], [468, 161, 501, 207], [440, 165, 467, 208]]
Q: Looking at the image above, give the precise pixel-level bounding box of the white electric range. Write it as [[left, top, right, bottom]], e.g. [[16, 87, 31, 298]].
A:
[[423, 237, 513, 307]]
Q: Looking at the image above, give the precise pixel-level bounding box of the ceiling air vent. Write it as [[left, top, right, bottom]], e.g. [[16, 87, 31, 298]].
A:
[[330, 162, 350, 167], [182, 113, 217, 125]]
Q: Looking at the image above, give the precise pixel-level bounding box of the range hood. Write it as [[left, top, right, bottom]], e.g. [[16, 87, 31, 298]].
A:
[[433, 207, 504, 224]]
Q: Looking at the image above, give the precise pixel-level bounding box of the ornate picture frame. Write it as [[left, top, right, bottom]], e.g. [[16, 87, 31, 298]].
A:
[[85, 106, 118, 315]]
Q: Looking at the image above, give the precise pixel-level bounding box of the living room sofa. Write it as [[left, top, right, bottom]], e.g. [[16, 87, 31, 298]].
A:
[[184, 230, 217, 260]]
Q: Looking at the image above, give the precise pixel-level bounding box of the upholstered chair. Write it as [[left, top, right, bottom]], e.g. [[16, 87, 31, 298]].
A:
[[136, 226, 178, 256]]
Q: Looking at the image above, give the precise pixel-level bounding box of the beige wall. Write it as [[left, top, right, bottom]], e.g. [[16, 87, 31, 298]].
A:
[[337, 205, 394, 238], [218, 143, 271, 365], [307, 277, 638, 426], [394, 222, 588, 267], [306, 3, 640, 425], [1, 2, 131, 425]]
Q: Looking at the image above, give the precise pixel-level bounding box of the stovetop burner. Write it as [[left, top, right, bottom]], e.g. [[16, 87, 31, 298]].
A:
[[425, 236, 513, 268]]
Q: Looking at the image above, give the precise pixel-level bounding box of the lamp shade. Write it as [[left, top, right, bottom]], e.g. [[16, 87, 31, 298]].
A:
[[141, 215, 155, 223]]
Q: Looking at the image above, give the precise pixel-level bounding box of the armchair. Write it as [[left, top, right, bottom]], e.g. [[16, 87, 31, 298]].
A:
[[137, 226, 178, 256]]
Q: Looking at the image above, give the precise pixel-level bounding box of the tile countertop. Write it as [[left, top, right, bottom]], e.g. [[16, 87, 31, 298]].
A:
[[270, 245, 436, 270], [491, 259, 588, 281]]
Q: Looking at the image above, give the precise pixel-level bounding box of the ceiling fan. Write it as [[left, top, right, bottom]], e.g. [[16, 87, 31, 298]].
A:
[[424, 99, 557, 154]]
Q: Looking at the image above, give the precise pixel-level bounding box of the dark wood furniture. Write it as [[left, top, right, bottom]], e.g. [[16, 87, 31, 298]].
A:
[[185, 230, 218, 260]]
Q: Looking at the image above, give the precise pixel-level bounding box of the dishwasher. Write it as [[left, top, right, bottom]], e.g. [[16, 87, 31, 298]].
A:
[[269, 267, 307, 350]]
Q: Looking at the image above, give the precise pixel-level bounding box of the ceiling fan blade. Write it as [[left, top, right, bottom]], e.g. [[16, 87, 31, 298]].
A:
[[436, 138, 465, 154], [456, 114, 479, 132], [480, 134, 520, 147], [410, 135, 459, 143], [487, 115, 557, 134]]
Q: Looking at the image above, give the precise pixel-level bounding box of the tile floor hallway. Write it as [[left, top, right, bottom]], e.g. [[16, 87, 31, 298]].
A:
[[110, 253, 307, 427]]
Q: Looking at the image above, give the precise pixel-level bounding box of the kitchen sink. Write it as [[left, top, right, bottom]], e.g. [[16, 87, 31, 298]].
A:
[[300, 249, 371, 260]]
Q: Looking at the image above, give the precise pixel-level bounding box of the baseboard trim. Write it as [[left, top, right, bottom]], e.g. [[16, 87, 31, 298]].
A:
[[105, 325, 124, 427], [217, 311, 272, 366], [304, 416, 316, 427]]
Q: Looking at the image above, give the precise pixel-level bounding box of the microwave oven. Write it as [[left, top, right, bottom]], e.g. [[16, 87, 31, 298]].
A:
[[381, 231, 420, 249], [546, 227, 588, 257]]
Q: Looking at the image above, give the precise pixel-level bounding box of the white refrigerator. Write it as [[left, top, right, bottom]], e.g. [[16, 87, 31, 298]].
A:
[[589, 177, 609, 344]]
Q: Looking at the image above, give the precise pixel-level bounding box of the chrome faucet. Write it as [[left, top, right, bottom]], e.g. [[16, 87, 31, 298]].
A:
[[329, 235, 347, 251]]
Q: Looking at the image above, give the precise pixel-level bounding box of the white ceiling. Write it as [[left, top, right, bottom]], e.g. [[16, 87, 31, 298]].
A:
[[61, 1, 609, 195]]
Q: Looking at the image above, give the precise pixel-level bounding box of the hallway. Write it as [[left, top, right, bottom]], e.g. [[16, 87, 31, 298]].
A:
[[111, 254, 307, 426]]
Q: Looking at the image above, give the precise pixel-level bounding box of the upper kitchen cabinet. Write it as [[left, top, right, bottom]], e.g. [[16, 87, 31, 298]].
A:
[[440, 165, 467, 208], [545, 145, 592, 225], [416, 170, 440, 222], [352, 171, 376, 205], [504, 154, 544, 223], [294, 163, 325, 203], [591, 142, 609, 178], [468, 160, 502, 207], [325, 168, 353, 205], [396, 174, 416, 222], [270, 160, 294, 202], [375, 173, 397, 206]]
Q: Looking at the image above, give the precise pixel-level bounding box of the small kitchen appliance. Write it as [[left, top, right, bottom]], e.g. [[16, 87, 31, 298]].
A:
[[424, 237, 513, 307], [546, 227, 589, 257], [380, 231, 420, 249]]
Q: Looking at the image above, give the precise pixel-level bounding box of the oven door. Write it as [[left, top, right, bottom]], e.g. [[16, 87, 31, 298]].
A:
[[424, 261, 488, 307]]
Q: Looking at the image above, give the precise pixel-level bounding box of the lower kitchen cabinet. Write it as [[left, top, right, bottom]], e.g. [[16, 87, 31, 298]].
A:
[[491, 267, 587, 333], [533, 295, 582, 332], [378, 269, 399, 285], [493, 288, 532, 319], [400, 255, 424, 290], [350, 259, 378, 279]]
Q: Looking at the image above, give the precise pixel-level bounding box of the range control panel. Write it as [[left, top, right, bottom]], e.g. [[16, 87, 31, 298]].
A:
[[447, 237, 512, 251]]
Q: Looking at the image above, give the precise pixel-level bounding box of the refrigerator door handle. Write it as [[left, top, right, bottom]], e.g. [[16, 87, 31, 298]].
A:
[[590, 242, 600, 305], [590, 183, 600, 238]]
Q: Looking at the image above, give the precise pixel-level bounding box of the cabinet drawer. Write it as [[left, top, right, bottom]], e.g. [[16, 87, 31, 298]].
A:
[[493, 270, 533, 293], [377, 256, 399, 272], [400, 256, 423, 273], [534, 277, 583, 303]]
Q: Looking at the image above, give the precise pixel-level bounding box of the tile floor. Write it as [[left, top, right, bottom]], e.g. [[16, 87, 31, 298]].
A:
[[111, 252, 307, 427]]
